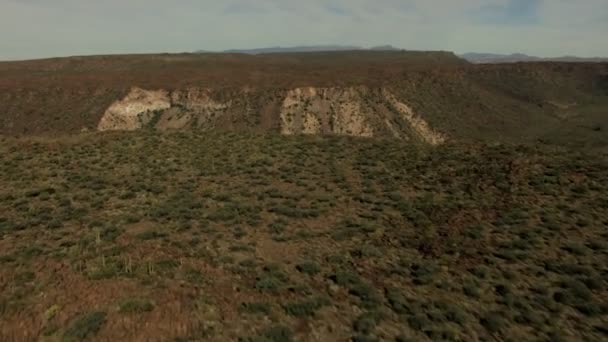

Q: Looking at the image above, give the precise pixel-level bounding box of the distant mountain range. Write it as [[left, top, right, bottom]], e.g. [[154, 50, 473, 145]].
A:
[[460, 52, 608, 64], [195, 47, 607, 63], [196, 45, 402, 55]]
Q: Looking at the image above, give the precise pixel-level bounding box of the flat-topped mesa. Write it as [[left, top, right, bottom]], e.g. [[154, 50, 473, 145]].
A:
[[2, 52, 607, 142], [96, 86, 446, 145]]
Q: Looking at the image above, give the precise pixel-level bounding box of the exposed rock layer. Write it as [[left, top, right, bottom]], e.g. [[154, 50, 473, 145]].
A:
[[97, 88, 171, 131], [96, 86, 445, 144]]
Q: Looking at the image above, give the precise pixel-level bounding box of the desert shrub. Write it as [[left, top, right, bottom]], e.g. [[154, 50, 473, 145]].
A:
[[119, 298, 154, 313], [349, 283, 382, 309], [411, 261, 440, 285], [581, 276, 604, 291], [136, 230, 166, 240], [470, 265, 489, 279], [255, 276, 284, 292], [407, 313, 432, 332], [63, 311, 106, 341], [574, 302, 608, 317], [445, 305, 470, 325], [233, 226, 247, 239], [462, 282, 481, 298], [0, 254, 16, 263], [330, 271, 361, 287], [353, 311, 384, 335], [587, 240, 607, 251], [566, 279, 593, 299], [87, 259, 123, 280], [269, 220, 287, 234], [240, 325, 293, 342], [514, 308, 545, 326], [351, 335, 379, 342], [561, 243, 589, 256], [296, 261, 320, 275], [47, 219, 63, 230], [480, 311, 508, 334], [494, 283, 512, 297], [183, 268, 204, 284], [283, 296, 329, 317], [351, 245, 382, 258], [395, 334, 416, 342], [329, 271, 381, 309], [386, 289, 414, 315], [208, 206, 238, 222], [14, 271, 35, 285], [425, 328, 460, 341], [240, 302, 272, 315], [239, 259, 257, 268], [229, 244, 254, 252], [269, 205, 320, 219], [101, 226, 123, 242]]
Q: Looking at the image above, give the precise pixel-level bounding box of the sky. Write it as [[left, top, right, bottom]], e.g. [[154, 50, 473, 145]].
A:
[[1, 0, 607, 60]]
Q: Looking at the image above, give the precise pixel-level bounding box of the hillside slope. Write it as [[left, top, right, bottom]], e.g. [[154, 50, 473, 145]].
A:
[[1, 52, 607, 147], [0, 132, 607, 341], [461, 52, 608, 64]]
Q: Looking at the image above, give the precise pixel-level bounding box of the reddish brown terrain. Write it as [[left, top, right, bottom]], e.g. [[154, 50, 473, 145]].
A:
[[1, 52, 607, 147], [1, 52, 607, 341]]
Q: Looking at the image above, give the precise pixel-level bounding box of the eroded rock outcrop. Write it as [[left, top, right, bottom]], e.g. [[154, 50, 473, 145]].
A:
[[97, 87, 234, 131], [280, 87, 374, 137], [97, 86, 446, 144], [97, 88, 171, 131], [383, 90, 446, 145]]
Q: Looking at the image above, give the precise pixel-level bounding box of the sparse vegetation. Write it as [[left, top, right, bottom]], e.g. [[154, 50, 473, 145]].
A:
[[63, 311, 107, 341], [0, 131, 606, 341], [119, 298, 154, 314]]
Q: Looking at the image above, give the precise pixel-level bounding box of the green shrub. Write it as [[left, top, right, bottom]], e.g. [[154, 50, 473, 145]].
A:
[[136, 230, 166, 240], [480, 312, 507, 333], [470, 266, 489, 279], [351, 335, 379, 342], [407, 314, 431, 331], [255, 276, 284, 292], [14, 271, 35, 285], [463, 283, 481, 299], [240, 325, 293, 342], [269, 220, 287, 234], [283, 297, 330, 317], [63, 311, 107, 341], [119, 298, 154, 313], [241, 302, 272, 315], [411, 262, 440, 285], [296, 261, 320, 275], [386, 289, 412, 315], [561, 280, 593, 302], [353, 311, 383, 335]]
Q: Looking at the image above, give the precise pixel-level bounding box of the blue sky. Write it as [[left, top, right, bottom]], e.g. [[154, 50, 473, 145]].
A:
[[1, 0, 607, 60]]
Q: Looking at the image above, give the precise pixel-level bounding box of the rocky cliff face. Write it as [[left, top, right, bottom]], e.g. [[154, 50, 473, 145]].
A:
[[97, 88, 171, 131], [96, 86, 446, 144], [280, 87, 374, 137]]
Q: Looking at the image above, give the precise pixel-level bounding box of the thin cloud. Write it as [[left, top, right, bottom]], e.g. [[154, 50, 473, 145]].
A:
[[0, 0, 606, 60], [470, 0, 542, 26]]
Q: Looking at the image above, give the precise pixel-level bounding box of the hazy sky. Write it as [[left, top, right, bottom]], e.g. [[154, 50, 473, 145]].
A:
[[1, 0, 607, 60]]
